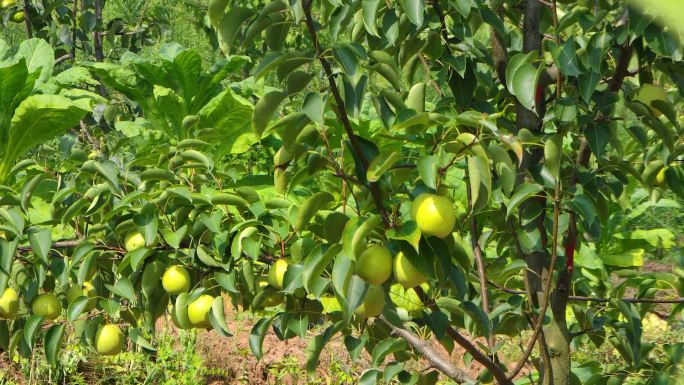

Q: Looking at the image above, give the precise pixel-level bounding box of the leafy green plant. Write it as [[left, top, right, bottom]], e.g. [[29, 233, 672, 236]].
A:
[[0, 38, 93, 183]]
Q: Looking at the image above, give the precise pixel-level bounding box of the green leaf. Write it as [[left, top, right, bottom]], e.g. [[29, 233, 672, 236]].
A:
[[44, 324, 65, 365], [306, 322, 342, 374], [252, 91, 286, 137], [295, 192, 334, 231], [344, 215, 382, 261], [209, 296, 232, 337], [401, 0, 424, 26], [28, 227, 52, 265], [215, 8, 254, 55], [16, 38, 54, 85], [129, 328, 155, 351], [510, 63, 542, 113], [344, 275, 369, 321], [367, 151, 401, 182], [506, 183, 544, 218], [333, 45, 362, 83], [665, 166, 684, 199], [23, 315, 44, 349], [578, 71, 601, 102], [362, 0, 381, 36], [505, 52, 538, 96], [585, 123, 611, 158], [303, 244, 341, 293], [249, 317, 273, 360], [198, 88, 256, 155], [549, 37, 582, 76], [302, 93, 324, 125], [113, 277, 135, 302], [467, 154, 491, 213], [554, 97, 577, 125], [418, 155, 438, 190], [207, 0, 229, 26], [463, 301, 491, 337], [67, 296, 91, 321], [544, 134, 563, 181], [175, 294, 191, 329]]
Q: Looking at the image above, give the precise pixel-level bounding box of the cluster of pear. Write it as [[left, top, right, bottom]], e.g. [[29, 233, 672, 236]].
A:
[[0, 282, 123, 356], [0, 192, 455, 354], [0, 0, 25, 23], [265, 193, 456, 319]]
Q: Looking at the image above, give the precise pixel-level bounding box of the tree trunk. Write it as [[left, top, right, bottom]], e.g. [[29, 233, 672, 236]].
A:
[[516, 1, 571, 383]]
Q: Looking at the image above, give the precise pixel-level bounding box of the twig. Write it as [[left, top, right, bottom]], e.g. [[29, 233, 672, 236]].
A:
[[54, 53, 74, 66], [465, 167, 496, 360], [23, 0, 32, 38], [381, 317, 476, 385], [508, 181, 561, 380], [413, 286, 512, 385], [490, 281, 684, 304], [71, 0, 78, 61], [417, 54, 443, 96]]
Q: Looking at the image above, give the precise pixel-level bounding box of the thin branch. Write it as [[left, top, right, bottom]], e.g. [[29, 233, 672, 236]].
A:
[[54, 53, 74, 66], [413, 286, 512, 385], [22, 0, 32, 38], [490, 281, 684, 304], [465, 167, 496, 360], [417, 53, 444, 96], [508, 181, 561, 380], [381, 317, 476, 385], [71, 0, 78, 61], [301, 0, 390, 227]]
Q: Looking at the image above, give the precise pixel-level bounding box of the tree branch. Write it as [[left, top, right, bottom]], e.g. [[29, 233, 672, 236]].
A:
[[22, 0, 32, 38], [490, 281, 684, 304], [413, 286, 512, 384], [301, 0, 390, 227], [381, 317, 476, 385], [465, 167, 497, 360]]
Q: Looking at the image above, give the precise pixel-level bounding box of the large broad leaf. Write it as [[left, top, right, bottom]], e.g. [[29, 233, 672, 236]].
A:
[[1, 95, 89, 182], [0, 60, 29, 133], [198, 88, 256, 155], [15, 38, 54, 85]]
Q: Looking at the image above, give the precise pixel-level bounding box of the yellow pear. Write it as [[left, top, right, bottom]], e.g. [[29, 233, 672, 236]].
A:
[[355, 245, 392, 285], [124, 232, 146, 252], [67, 282, 97, 311], [187, 294, 214, 328], [95, 324, 124, 355], [0, 287, 20, 319], [32, 293, 62, 320], [393, 252, 427, 289], [353, 285, 385, 318], [162, 265, 191, 294], [267, 259, 289, 290], [412, 194, 456, 238]]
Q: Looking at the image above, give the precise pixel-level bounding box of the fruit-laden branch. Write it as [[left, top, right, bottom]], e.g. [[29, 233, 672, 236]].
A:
[[381, 317, 476, 385], [300, 3, 508, 382], [301, 0, 390, 227]]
